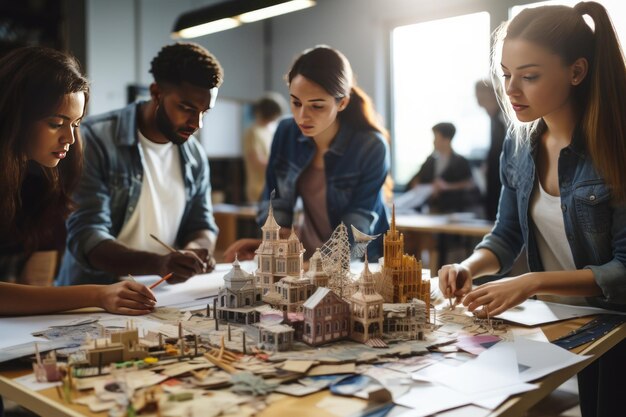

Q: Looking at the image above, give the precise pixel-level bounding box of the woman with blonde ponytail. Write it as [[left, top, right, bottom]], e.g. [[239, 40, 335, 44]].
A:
[[437, 3, 626, 415], [225, 45, 390, 261]]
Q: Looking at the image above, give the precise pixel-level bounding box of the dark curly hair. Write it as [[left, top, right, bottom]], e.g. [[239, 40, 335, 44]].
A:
[[150, 42, 223, 89]]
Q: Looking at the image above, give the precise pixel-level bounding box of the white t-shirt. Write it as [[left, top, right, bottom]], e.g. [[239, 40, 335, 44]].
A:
[[530, 180, 587, 305], [117, 130, 186, 253]]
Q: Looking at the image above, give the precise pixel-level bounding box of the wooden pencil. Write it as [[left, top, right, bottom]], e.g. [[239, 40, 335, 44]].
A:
[[150, 233, 177, 253], [149, 272, 174, 289]]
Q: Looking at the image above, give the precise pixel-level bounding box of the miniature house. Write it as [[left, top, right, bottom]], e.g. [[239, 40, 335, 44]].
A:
[[255, 205, 305, 294], [349, 259, 384, 343], [217, 258, 264, 324], [86, 328, 148, 366], [383, 298, 429, 340], [257, 323, 295, 352], [263, 275, 316, 313], [302, 287, 350, 346]]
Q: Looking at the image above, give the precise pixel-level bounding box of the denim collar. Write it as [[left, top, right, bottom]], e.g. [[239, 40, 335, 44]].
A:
[[116, 101, 144, 147], [296, 122, 354, 156], [529, 118, 586, 159]]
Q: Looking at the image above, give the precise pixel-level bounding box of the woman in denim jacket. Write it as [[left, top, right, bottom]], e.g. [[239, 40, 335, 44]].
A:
[[225, 46, 390, 261], [438, 3, 626, 415]]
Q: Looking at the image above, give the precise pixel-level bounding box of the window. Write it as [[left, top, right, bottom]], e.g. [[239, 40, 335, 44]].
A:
[[391, 12, 491, 186]]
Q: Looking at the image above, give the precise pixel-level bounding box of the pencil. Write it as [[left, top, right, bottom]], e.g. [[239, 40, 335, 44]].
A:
[[150, 233, 208, 272], [149, 272, 174, 290], [150, 233, 177, 253]]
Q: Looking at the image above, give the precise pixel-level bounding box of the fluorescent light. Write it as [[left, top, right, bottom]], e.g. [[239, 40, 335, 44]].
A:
[[238, 0, 316, 23], [174, 18, 241, 39], [172, 0, 317, 39]]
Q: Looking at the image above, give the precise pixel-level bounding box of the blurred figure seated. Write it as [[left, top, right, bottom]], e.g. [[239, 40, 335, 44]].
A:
[[404, 122, 480, 213]]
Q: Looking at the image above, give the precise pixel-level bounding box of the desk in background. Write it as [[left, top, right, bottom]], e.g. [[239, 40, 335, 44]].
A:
[[394, 213, 494, 276], [213, 203, 258, 256], [212, 208, 495, 269]]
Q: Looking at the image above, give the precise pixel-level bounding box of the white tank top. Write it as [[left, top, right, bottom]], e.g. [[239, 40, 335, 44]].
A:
[[530, 180, 587, 306]]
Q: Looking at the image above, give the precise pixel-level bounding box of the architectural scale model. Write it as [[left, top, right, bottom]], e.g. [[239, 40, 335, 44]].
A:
[[216, 257, 264, 324], [31, 204, 455, 417], [379, 206, 431, 318], [254, 205, 305, 294], [211, 203, 431, 348]]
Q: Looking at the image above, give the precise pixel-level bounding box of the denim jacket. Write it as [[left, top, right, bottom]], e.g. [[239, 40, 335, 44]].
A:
[[57, 102, 217, 285], [258, 118, 390, 260], [476, 122, 626, 309]]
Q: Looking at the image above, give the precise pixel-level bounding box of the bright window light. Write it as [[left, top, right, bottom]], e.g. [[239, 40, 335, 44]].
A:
[[392, 12, 491, 186], [238, 0, 316, 23]]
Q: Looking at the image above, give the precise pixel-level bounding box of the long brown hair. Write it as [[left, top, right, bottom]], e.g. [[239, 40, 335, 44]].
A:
[[287, 45, 393, 200], [0, 46, 89, 251], [492, 1, 626, 203]]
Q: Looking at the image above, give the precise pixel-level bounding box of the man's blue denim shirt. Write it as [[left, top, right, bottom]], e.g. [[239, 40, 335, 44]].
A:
[[476, 122, 626, 310], [258, 118, 390, 260], [57, 102, 218, 285]]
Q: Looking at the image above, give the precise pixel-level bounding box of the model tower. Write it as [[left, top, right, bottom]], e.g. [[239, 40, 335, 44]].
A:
[[349, 258, 384, 343], [305, 249, 330, 288], [255, 204, 305, 294], [380, 206, 428, 308]]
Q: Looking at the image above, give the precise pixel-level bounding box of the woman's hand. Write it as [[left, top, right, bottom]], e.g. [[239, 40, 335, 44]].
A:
[[223, 238, 262, 262], [438, 263, 473, 305], [97, 281, 156, 315], [463, 274, 536, 317]]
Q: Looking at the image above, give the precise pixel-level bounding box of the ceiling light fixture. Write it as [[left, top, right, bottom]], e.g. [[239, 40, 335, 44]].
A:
[[172, 0, 316, 39]]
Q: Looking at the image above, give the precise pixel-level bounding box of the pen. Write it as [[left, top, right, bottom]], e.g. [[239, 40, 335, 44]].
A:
[[150, 233, 208, 272], [149, 272, 173, 290]]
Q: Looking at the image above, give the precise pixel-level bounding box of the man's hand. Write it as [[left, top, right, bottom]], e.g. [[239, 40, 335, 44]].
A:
[[223, 238, 262, 262], [158, 251, 207, 284]]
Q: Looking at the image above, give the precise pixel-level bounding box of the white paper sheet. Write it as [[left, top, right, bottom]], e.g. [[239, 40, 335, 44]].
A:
[[497, 298, 626, 326], [423, 342, 539, 408], [394, 383, 474, 417], [135, 261, 256, 307], [515, 337, 591, 382], [394, 184, 434, 211], [511, 326, 549, 343], [429, 341, 521, 394], [12, 373, 62, 391], [0, 314, 95, 350]]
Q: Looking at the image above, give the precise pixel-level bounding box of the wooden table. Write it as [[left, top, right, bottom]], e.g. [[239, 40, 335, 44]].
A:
[[2, 317, 624, 417], [394, 214, 494, 276]]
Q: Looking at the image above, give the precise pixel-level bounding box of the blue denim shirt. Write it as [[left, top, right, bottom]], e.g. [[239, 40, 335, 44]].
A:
[[57, 102, 218, 285], [476, 122, 626, 310], [258, 118, 390, 260]]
